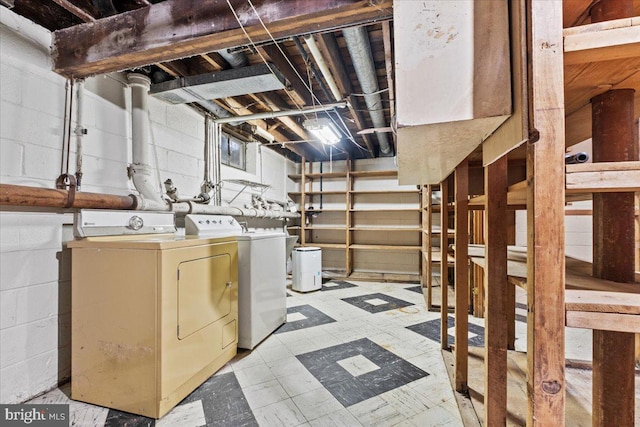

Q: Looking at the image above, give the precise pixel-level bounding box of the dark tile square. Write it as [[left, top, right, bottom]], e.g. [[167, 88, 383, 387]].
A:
[[404, 285, 423, 294], [182, 372, 257, 427], [274, 304, 336, 334], [104, 411, 154, 427], [516, 302, 527, 310], [406, 316, 485, 347], [297, 338, 428, 407], [322, 280, 358, 291], [341, 293, 413, 314]]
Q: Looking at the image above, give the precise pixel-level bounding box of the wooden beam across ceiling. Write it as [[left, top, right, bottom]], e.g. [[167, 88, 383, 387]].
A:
[[52, 0, 393, 78]]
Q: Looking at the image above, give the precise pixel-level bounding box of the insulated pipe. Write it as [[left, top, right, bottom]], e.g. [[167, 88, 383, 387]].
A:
[[293, 36, 333, 102], [304, 35, 343, 102], [128, 73, 164, 205], [130, 195, 299, 218], [74, 79, 85, 188], [342, 27, 391, 154], [0, 183, 137, 210]]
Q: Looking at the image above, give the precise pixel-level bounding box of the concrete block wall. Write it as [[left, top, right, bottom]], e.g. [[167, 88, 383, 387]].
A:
[[0, 8, 294, 403]]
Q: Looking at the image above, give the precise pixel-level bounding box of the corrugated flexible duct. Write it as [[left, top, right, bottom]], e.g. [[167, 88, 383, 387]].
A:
[[342, 27, 391, 155]]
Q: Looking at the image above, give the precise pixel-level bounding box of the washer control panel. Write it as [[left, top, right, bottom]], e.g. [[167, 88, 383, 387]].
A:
[[185, 215, 242, 236]]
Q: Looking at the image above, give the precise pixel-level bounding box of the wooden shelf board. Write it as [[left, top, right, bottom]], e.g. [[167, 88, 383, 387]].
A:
[[306, 227, 345, 231], [288, 172, 348, 180], [349, 170, 398, 177], [289, 191, 346, 196], [347, 271, 420, 283], [351, 227, 421, 232], [349, 244, 421, 251], [305, 243, 346, 249], [350, 208, 421, 212], [565, 161, 640, 193], [350, 189, 420, 194]]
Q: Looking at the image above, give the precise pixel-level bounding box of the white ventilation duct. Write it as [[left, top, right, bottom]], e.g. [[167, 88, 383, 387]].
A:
[[342, 27, 392, 155], [128, 73, 164, 205]]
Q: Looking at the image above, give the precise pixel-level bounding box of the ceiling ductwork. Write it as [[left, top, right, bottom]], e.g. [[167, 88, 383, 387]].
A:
[[149, 63, 286, 104], [217, 48, 249, 69], [342, 27, 392, 155]]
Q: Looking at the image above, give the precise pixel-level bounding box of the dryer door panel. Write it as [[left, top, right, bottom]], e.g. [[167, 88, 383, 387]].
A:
[[178, 254, 231, 339]]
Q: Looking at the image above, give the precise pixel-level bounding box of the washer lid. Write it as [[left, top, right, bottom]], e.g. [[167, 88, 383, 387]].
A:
[[235, 232, 285, 241], [294, 246, 321, 252]]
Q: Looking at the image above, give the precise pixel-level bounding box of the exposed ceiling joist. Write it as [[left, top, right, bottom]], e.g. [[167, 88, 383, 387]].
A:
[[52, 0, 393, 78], [259, 44, 313, 106], [52, 0, 95, 22]]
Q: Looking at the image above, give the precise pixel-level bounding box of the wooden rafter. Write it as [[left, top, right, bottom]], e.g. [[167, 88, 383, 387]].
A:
[[259, 44, 312, 106], [51, 0, 95, 22], [52, 0, 393, 78]]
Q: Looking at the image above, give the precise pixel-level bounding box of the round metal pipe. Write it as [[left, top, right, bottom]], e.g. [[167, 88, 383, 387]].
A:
[[0, 184, 136, 210], [304, 35, 343, 102]]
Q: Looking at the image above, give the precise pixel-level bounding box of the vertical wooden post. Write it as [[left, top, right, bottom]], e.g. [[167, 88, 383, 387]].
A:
[[454, 160, 469, 393], [526, 0, 566, 425], [472, 210, 485, 318], [346, 160, 352, 276], [484, 155, 509, 425], [591, 89, 637, 427], [441, 177, 450, 350], [426, 185, 434, 309], [506, 210, 517, 350], [300, 158, 306, 246]]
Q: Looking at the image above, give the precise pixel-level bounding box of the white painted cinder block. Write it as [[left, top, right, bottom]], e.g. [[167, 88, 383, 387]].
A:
[[0, 6, 295, 404]]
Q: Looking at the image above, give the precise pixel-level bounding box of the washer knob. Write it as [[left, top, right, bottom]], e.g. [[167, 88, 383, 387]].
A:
[[128, 215, 144, 231]]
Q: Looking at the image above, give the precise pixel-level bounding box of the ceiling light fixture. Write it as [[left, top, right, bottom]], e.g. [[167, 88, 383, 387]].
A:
[[303, 117, 341, 145]]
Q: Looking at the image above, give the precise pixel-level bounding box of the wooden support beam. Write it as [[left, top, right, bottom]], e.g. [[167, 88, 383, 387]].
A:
[[52, 0, 95, 22], [526, 1, 566, 425], [440, 176, 450, 350], [483, 155, 509, 426], [52, 0, 393, 78], [506, 210, 517, 351], [591, 81, 637, 426], [260, 43, 312, 106], [454, 159, 469, 393], [346, 161, 353, 275]]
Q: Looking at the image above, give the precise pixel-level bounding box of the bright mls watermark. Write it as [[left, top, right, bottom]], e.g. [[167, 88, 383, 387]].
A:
[[0, 405, 68, 426]]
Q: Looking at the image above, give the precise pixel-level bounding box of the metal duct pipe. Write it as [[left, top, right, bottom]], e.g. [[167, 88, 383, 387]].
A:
[[0, 183, 137, 210], [217, 48, 248, 69], [342, 27, 391, 154], [128, 73, 164, 205], [304, 35, 342, 102], [564, 152, 589, 164]]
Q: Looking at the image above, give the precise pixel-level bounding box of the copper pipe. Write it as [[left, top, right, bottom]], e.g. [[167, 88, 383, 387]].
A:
[[0, 184, 136, 210]]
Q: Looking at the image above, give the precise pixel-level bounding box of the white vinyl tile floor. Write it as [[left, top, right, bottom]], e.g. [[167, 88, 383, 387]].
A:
[[28, 279, 470, 427]]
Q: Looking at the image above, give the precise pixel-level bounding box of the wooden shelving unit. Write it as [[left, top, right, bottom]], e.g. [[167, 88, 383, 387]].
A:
[[287, 163, 422, 282]]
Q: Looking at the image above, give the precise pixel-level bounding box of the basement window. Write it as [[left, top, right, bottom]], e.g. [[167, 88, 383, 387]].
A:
[[221, 133, 246, 171]]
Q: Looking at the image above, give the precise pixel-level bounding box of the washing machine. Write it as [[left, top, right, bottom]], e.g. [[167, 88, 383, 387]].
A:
[[68, 210, 238, 419], [292, 246, 322, 292], [185, 215, 286, 349]]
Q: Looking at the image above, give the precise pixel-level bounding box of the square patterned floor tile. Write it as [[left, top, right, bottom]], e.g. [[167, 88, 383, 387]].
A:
[[406, 316, 485, 347], [297, 338, 428, 407], [275, 304, 336, 334], [404, 285, 423, 294], [322, 280, 358, 291], [341, 293, 414, 314]]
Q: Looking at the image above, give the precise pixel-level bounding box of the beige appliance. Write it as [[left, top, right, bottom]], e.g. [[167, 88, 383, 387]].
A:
[[68, 210, 238, 419]]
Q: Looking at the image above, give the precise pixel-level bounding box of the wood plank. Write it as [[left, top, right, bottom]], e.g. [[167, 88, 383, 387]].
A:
[[454, 159, 469, 393], [565, 162, 640, 192], [441, 176, 450, 350], [425, 185, 434, 309], [565, 290, 640, 314], [482, 0, 528, 165], [346, 161, 352, 276], [526, 1, 566, 425], [483, 155, 509, 425], [349, 244, 421, 251], [578, 310, 637, 333], [53, 0, 393, 78], [564, 16, 640, 65]]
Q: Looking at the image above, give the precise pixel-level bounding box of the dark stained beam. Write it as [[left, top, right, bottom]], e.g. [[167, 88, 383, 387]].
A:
[[52, 0, 95, 22], [259, 43, 313, 106], [52, 0, 393, 78]]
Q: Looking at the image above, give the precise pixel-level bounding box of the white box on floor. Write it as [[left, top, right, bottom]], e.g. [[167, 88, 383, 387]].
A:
[[292, 247, 322, 292]]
